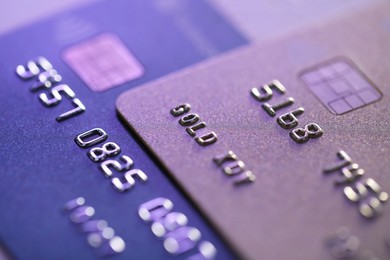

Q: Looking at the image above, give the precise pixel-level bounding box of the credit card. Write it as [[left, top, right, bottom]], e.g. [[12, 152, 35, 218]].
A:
[[0, 0, 246, 259], [117, 1, 390, 259], [0, 0, 385, 259]]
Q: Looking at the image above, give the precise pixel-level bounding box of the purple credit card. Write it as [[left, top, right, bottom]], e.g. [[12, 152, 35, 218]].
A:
[[117, 2, 390, 259]]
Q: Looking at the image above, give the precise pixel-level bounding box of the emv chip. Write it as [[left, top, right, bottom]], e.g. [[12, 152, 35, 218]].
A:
[[300, 58, 382, 114], [62, 33, 144, 92]]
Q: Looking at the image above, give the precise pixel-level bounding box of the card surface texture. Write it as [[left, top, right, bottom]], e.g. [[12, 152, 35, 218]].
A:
[[117, 2, 390, 259], [0, 0, 246, 259]]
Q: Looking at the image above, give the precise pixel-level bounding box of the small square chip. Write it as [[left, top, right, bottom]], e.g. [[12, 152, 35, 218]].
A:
[[300, 58, 382, 115], [62, 33, 144, 92]]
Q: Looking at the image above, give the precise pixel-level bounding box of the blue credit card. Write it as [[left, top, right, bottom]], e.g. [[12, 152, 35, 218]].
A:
[[0, 0, 247, 259]]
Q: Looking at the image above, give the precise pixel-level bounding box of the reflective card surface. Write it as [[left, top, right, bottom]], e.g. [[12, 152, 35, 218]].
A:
[[117, 1, 390, 258], [0, 0, 246, 258]]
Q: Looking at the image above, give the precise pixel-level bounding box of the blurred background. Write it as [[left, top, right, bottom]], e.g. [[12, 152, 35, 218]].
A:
[[0, 0, 376, 40]]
